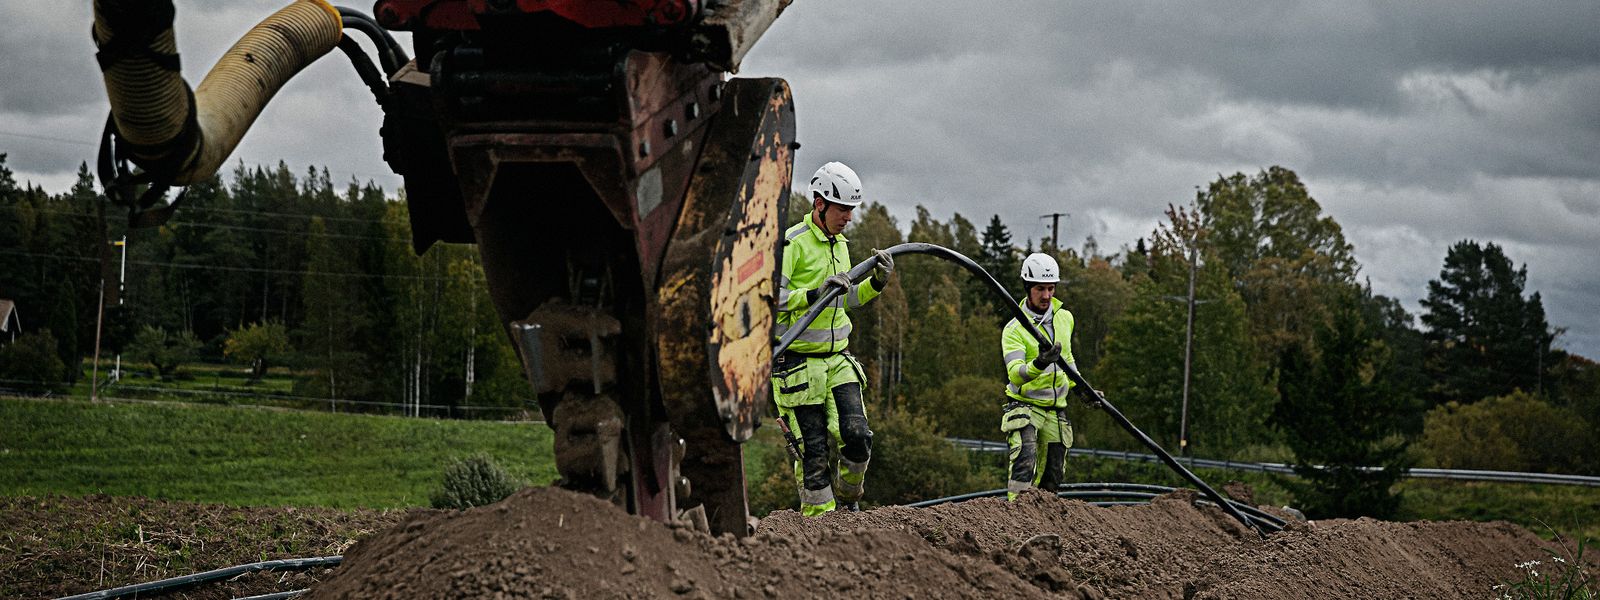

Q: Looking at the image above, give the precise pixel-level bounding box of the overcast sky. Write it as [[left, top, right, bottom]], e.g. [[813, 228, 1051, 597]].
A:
[[1, 1, 1596, 357]]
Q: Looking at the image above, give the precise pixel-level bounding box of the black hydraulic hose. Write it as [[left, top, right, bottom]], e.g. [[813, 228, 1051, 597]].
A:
[[334, 7, 407, 75], [775, 242, 1268, 537], [56, 555, 341, 600], [336, 36, 390, 105]]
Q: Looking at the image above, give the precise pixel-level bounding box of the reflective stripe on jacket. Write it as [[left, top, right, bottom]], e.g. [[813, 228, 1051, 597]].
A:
[[1001, 297, 1076, 408], [775, 216, 881, 354]]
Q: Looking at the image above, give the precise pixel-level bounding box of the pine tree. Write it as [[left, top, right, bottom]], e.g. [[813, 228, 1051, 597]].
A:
[[299, 216, 367, 404], [975, 215, 1018, 320], [1420, 240, 1555, 405], [1275, 288, 1410, 519]]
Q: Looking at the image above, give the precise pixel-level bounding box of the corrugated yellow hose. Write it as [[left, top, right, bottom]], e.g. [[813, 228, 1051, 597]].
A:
[[93, 0, 341, 184]]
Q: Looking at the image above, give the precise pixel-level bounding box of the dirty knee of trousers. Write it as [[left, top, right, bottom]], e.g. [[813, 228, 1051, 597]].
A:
[[841, 416, 872, 463]]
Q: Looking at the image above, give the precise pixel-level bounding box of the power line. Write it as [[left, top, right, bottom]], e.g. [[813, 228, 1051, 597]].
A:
[[0, 379, 530, 414], [0, 129, 97, 147], [0, 248, 475, 282], [164, 219, 392, 241], [0, 205, 395, 240], [183, 205, 390, 225], [0, 202, 390, 226]]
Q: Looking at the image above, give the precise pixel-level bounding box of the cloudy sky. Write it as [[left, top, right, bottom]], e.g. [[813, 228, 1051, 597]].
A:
[[2, 1, 1596, 357]]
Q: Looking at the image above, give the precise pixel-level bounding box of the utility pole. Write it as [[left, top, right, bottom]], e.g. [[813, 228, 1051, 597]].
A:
[[113, 236, 126, 381], [1179, 243, 1198, 457], [91, 278, 106, 403], [1039, 212, 1069, 252], [1160, 238, 1208, 458]]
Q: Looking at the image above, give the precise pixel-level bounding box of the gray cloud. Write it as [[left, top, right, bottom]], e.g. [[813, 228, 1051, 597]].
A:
[[0, 1, 1594, 357], [742, 1, 1600, 357]]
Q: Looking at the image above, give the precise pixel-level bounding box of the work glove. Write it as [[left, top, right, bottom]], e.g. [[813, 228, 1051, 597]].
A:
[[806, 273, 853, 305], [1032, 343, 1062, 370], [1081, 389, 1106, 410], [824, 272, 852, 290], [872, 248, 895, 278]]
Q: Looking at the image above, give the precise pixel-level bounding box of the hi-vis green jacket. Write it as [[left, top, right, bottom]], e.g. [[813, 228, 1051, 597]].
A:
[[775, 216, 883, 355], [1001, 297, 1076, 408]]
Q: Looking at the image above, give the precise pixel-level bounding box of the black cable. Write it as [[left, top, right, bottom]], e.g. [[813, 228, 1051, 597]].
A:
[[904, 482, 1285, 533], [334, 7, 408, 76], [776, 242, 1269, 537], [57, 556, 341, 600], [337, 35, 391, 105], [232, 591, 308, 600]]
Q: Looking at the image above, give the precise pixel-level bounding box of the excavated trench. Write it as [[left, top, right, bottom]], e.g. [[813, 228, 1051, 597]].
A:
[[306, 485, 1568, 599]]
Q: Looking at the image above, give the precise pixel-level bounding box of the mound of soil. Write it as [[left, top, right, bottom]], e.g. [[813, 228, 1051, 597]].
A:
[[309, 486, 1572, 599]]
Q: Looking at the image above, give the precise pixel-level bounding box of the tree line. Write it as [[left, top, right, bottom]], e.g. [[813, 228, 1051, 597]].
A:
[[0, 156, 527, 416], [2, 155, 1597, 517]]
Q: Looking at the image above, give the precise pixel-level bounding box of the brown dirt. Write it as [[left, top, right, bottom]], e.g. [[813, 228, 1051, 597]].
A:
[[0, 495, 409, 599], [308, 485, 1589, 600]]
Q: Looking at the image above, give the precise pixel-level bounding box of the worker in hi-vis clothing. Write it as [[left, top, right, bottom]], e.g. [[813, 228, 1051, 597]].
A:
[[772, 161, 894, 516], [1000, 252, 1076, 500]]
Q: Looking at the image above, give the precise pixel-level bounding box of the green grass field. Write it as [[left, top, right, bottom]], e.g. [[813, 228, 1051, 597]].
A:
[[0, 396, 556, 508], [72, 360, 299, 402], [3, 395, 1596, 544]]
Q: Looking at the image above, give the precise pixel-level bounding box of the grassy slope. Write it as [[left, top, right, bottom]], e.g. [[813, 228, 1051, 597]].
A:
[[0, 397, 556, 508], [3, 396, 1593, 541]]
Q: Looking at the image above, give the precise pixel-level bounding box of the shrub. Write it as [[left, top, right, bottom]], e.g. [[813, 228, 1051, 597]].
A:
[[430, 454, 522, 510], [0, 330, 67, 393], [1418, 391, 1597, 475], [912, 374, 1005, 441], [746, 428, 799, 517], [126, 326, 201, 381], [863, 406, 990, 506], [222, 322, 291, 384]]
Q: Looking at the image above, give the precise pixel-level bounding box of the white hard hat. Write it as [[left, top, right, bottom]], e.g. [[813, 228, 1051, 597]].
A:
[[808, 161, 864, 208], [1020, 253, 1060, 283]]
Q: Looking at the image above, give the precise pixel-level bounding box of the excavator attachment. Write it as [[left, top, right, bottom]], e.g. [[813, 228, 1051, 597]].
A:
[[91, 0, 794, 536], [372, 1, 794, 534]]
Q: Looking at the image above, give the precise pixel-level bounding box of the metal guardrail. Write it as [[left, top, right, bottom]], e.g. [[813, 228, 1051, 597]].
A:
[[947, 437, 1600, 488]]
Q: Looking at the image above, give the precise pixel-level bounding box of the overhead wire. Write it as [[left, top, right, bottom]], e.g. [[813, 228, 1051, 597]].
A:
[[0, 248, 474, 282], [0, 203, 390, 228]]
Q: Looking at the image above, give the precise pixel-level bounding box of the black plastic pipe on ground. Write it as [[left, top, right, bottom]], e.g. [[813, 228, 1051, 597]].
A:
[[774, 242, 1268, 537], [903, 482, 1284, 533], [56, 556, 340, 600]]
